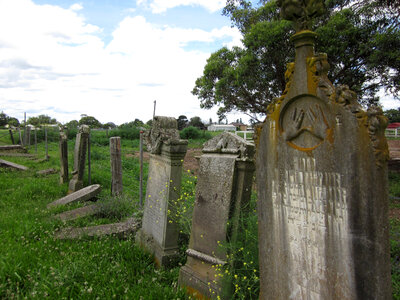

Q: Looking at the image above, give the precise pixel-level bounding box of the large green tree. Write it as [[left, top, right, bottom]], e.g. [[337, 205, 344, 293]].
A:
[[27, 114, 57, 126], [193, 0, 400, 121]]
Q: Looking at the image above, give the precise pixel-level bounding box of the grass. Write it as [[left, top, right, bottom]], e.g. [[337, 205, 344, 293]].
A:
[[0, 128, 399, 299], [0, 131, 187, 299]]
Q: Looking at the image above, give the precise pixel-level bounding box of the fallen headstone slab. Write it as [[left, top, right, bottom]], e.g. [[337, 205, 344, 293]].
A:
[[55, 217, 139, 239], [0, 145, 26, 152], [47, 184, 101, 209], [54, 203, 101, 222], [0, 159, 28, 171], [0, 152, 35, 158], [37, 168, 57, 176]]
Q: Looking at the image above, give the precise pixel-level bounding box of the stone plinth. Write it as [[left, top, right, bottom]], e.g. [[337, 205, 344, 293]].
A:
[[256, 28, 391, 299], [136, 116, 188, 267], [68, 125, 89, 193], [179, 132, 255, 299]]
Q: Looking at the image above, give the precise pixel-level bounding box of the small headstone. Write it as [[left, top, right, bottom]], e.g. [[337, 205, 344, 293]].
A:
[[136, 116, 188, 267], [59, 130, 69, 184], [256, 1, 392, 298], [68, 125, 89, 193], [53, 204, 101, 221], [179, 132, 255, 299], [55, 217, 139, 239], [36, 168, 57, 176], [47, 184, 101, 209], [0, 159, 28, 171], [0, 145, 26, 152]]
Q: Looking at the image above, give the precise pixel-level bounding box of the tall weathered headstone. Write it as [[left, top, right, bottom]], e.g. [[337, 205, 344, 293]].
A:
[[179, 132, 255, 299], [110, 136, 123, 196], [59, 129, 69, 184], [256, 1, 391, 299], [135, 116, 188, 267], [68, 125, 89, 193]]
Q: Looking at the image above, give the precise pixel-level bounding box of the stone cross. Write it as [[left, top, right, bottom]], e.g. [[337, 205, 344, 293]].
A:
[[255, 2, 392, 299], [59, 129, 69, 184], [135, 116, 188, 267], [179, 132, 255, 299], [68, 125, 90, 193]]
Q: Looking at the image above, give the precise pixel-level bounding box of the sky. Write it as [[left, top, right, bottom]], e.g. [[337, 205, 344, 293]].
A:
[[0, 0, 398, 126]]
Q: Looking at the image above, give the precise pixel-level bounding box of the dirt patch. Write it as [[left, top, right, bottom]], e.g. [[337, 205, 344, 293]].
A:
[[129, 148, 202, 175], [390, 207, 400, 220]]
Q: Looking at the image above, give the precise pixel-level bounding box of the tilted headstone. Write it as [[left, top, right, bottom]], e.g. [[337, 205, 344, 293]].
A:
[[110, 137, 123, 196], [47, 184, 101, 209], [68, 125, 90, 193], [256, 1, 391, 299], [179, 132, 255, 299], [136, 116, 188, 267], [59, 129, 69, 184]]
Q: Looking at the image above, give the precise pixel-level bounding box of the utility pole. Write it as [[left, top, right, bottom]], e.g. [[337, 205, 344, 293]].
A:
[[153, 100, 156, 119]]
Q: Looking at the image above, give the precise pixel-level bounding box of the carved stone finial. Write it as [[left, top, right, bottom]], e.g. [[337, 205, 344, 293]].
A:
[[203, 132, 255, 160], [144, 116, 181, 154], [277, 0, 325, 32]]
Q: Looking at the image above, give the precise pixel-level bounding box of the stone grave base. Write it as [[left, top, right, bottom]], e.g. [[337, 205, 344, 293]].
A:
[[179, 258, 223, 299], [135, 229, 180, 267]]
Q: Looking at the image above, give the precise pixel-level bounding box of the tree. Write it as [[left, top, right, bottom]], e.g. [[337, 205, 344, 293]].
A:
[[0, 111, 8, 127], [78, 116, 102, 128], [65, 120, 79, 129], [177, 115, 189, 130], [384, 108, 400, 123], [193, 0, 400, 121], [103, 122, 117, 129], [27, 114, 57, 126], [189, 116, 205, 129]]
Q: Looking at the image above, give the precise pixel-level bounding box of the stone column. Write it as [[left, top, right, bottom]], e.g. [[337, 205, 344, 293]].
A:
[[256, 2, 392, 299], [179, 132, 255, 299], [136, 116, 188, 267], [68, 125, 89, 193], [59, 130, 68, 184], [110, 137, 123, 196]]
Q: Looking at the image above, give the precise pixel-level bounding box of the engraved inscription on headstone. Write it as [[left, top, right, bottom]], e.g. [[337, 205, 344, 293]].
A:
[[135, 116, 188, 267], [256, 1, 391, 299], [179, 132, 255, 299]]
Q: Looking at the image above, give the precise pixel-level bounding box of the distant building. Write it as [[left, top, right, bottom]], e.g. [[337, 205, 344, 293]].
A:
[[231, 122, 248, 131], [388, 123, 400, 129], [207, 124, 236, 132]]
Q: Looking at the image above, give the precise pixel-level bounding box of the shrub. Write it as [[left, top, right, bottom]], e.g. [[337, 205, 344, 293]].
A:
[[180, 126, 201, 139]]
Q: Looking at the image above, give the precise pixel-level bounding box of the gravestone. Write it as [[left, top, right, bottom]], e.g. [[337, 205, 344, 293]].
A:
[[179, 132, 255, 299], [47, 184, 101, 209], [135, 116, 188, 267], [68, 125, 89, 193], [256, 1, 392, 299], [59, 129, 69, 184]]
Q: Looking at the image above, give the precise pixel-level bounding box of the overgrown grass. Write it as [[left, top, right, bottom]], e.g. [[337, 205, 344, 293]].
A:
[[1, 129, 399, 299], [0, 134, 187, 299]]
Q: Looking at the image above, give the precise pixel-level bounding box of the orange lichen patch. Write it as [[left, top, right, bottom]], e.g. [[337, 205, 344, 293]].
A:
[[286, 141, 318, 156], [326, 127, 334, 144], [306, 57, 318, 95], [184, 286, 210, 300]]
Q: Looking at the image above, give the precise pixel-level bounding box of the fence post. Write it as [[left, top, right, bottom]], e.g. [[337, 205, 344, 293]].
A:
[[110, 136, 122, 196], [396, 128, 398, 138], [45, 126, 49, 160], [9, 129, 14, 145], [88, 132, 91, 185], [140, 131, 144, 207]]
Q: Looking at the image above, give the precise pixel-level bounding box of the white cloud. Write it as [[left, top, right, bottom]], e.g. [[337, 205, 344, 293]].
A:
[[0, 0, 241, 124], [69, 3, 83, 11], [137, 0, 225, 13]]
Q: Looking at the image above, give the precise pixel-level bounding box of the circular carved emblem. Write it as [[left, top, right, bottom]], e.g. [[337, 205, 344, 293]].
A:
[[279, 94, 333, 151]]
